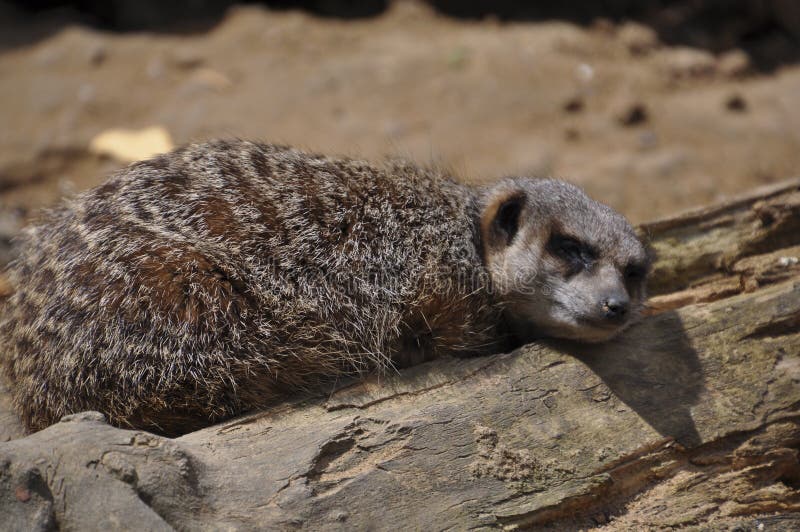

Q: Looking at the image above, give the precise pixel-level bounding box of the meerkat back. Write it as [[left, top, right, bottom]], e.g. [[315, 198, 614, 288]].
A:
[[0, 140, 497, 435]]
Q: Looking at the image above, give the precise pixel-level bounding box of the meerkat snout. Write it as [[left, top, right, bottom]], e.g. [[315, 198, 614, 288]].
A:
[[480, 178, 650, 344], [602, 295, 629, 320]]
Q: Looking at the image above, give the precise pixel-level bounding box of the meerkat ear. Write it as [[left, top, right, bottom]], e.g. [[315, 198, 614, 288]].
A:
[[481, 190, 526, 250]]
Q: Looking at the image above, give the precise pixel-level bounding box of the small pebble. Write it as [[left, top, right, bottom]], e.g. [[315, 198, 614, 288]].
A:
[[718, 49, 751, 78], [725, 94, 747, 112], [618, 104, 648, 127], [87, 43, 107, 66], [563, 96, 584, 113], [60, 411, 108, 424], [663, 47, 716, 80], [617, 22, 659, 56], [778, 256, 799, 267], [575, 63, 594, 83]]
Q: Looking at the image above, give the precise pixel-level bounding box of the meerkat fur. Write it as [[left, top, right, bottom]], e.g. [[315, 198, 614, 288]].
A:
[[0, 140, 649, 435]]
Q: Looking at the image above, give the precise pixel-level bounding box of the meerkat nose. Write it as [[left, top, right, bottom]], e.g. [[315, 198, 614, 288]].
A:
[[602, 296, 629, 321]]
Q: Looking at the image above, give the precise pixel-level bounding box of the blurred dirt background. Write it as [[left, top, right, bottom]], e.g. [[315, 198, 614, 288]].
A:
[[1, 0, 799, 267]]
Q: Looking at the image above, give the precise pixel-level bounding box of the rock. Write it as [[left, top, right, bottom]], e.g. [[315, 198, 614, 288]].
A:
[[575, 63, 595, 83], [563, 96, 584, 113], [718, 49, 752, 78], [725, 93, 748, 112], [86, 42, 107, 67], [0, 419, 203, 530], [617, 103, 648, 127], [59, 411, 107, 425], [660, 47, 717, 80], [88, 126, 175, 163], [617, 22, 659, 56]]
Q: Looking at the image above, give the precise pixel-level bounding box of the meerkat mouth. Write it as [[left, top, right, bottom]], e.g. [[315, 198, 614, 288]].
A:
[[577, 316, 629, 330], [538, 312, 633, 343], [566, 326, 626, 343], [519, 316, 630, 344]]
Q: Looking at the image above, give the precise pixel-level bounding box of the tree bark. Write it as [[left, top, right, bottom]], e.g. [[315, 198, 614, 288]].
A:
[[1, 179, 799, 530]]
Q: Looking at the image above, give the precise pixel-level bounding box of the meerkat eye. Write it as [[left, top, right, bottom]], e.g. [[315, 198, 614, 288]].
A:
[[624, 263, 647, 282], [548, 234, 596, 270]]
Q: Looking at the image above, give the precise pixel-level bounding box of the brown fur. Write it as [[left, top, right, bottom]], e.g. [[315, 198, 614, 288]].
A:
[[0, 140, 648, 436]]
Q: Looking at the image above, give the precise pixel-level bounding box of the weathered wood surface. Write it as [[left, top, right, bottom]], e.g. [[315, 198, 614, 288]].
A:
[[1, 180, 799, 530]]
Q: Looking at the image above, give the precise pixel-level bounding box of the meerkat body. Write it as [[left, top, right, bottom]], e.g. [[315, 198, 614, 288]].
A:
[[0, 140, 649, 435]]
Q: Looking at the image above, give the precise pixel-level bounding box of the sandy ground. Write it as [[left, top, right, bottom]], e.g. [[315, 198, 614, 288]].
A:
[[1, 1, 799, 255]]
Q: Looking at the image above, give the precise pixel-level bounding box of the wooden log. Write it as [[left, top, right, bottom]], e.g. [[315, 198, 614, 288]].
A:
[[1, 180, 799, 530]]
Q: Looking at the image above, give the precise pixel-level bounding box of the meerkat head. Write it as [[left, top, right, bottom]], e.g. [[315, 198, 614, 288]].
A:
[[480, 178, 650, 344]]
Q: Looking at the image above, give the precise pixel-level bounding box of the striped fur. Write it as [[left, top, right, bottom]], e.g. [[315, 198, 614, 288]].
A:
[[0, 140, 647, 436], [0, 141, 503, 435]]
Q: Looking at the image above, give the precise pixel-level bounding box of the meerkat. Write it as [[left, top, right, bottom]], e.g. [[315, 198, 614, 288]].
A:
[[0, 140, 649, 435]]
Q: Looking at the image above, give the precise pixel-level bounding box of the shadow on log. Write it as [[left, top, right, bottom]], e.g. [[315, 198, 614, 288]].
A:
[[555, 310, 704, 448], [1, 179, 799, 530]]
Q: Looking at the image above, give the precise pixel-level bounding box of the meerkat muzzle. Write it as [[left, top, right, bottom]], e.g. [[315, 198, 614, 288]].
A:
[[602, 296, 629, 322]]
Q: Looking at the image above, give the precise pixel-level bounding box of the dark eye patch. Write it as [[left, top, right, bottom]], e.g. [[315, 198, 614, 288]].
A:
[[547, 234, 597, 273], [624, 262, 648, 282]]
